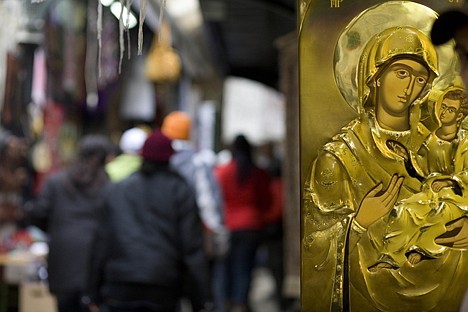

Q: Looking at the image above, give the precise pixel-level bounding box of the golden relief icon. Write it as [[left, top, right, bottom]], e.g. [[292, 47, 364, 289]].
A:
[[300, 1, 468, 311]]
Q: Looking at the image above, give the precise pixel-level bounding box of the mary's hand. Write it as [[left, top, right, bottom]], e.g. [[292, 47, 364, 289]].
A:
[[355, 175, 405, 229], [435, 217, 468, 249]]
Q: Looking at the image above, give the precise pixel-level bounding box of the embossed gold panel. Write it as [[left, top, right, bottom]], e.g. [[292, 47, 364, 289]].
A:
[[300, 1, 468, 311]]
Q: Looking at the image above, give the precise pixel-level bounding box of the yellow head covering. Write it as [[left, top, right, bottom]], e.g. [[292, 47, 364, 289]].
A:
[[358, 26, 438, 112]]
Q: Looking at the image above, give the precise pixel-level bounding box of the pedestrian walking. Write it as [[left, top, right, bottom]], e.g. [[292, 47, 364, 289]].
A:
[[28, 134, 113, 312], [89, 130, 213, 312], [215, 134, 272, 312]]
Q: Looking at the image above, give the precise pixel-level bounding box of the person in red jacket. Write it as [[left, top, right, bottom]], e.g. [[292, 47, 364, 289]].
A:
[[215, 134, 271, 312]]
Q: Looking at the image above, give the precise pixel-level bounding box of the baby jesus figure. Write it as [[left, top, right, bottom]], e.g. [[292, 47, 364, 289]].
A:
[[369, 87, 468, 271]]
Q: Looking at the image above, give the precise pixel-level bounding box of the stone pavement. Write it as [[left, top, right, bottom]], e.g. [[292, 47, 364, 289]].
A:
[[250, 266, 300, 312], [181, 265, 300, 312], [249, 266, 282, 312]]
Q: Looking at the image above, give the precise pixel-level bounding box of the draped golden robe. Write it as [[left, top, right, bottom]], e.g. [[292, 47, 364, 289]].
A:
[[302, 114, 468, 311], [374, 129, 468, 269]]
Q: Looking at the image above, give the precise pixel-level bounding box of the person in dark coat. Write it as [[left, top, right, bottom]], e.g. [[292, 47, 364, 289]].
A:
[[28, 134, 114, 312], [89, 130, 213, 312]]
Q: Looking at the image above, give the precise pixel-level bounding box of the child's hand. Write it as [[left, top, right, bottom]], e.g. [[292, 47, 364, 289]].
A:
[[431, 179, 454, 192]]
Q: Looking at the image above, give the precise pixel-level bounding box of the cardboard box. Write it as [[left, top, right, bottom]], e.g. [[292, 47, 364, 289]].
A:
[[19, 282, 57, 312]]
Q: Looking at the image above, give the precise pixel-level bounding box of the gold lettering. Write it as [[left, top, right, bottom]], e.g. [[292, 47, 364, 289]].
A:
[[331, 0, 342, 8]]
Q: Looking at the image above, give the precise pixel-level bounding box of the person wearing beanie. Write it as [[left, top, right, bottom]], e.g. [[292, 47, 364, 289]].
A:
[[161, 111, 225, 236], [431, 4, 468, 89], [139, 130, 175, 162], [89, 130, 213, 312], [161, 111, 228, 312], [105, 127, 149, 182]]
